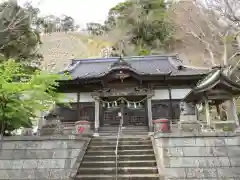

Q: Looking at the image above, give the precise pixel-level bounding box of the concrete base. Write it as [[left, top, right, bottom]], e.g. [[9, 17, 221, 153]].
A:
[[148, 132, 154, 136], [235, 127, 240, 134], [180, 114, 197, 121], [178, 121, 201, 132], [93, 133, 99, 137], [200, 127, 214, 132], [179, 114, 200, 132]]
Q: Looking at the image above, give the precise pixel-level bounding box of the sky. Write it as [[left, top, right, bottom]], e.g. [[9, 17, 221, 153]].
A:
[[18, 0, 123, 27]]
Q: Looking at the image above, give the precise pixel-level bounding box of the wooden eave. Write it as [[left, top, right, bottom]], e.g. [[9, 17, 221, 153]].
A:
[[58, 72, 203, 84]]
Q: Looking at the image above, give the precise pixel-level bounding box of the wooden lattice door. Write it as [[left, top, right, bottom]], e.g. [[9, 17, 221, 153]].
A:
[[102, 108, 121, 126], [123, 107, 147, 126]]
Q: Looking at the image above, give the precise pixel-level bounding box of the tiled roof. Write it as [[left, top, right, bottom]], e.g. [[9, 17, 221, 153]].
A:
[[183, 68, 240, 102], [62, 55, 209, 79]]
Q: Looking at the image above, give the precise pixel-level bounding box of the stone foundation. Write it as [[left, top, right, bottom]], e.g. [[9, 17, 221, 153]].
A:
[[179, 115, 200, 131], [154, 131, 240, 179], [0, 136, 90, 180]]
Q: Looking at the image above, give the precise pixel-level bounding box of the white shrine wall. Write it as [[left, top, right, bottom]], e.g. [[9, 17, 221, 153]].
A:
[[151, 88, 192, 100], [60, 93, 94, 103]]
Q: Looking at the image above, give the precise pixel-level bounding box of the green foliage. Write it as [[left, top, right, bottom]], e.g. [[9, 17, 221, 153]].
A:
[[102, 0, 174, 55], [137, 47, 151, 56], [61, 15, 75, 32], [0, 59, 68, 136], [86, 22, 105, 36], [42, 15, 77, 33], [0, 0, 42, 62]]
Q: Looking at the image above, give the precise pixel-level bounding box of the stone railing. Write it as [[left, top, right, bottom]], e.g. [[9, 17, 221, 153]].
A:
[[39, 120, 93, 136]]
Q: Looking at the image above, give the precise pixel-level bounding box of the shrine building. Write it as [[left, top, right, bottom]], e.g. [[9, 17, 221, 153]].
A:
[[43, 55, 214, 134]]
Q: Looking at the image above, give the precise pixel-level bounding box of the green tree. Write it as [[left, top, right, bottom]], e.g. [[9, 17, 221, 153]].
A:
[[86, 22, 105, 36], [104, 0, 174, 55], [0, 0, 42, 63], [61, 15, 75, 32], [0, 59, 68, 137]]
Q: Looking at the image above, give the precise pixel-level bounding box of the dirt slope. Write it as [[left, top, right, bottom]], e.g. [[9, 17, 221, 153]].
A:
[[39, 32, 113, 72]]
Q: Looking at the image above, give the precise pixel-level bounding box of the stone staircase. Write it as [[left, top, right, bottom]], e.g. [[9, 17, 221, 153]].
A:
[[98, 126, 149, 136], [75, 136, 160, 180]]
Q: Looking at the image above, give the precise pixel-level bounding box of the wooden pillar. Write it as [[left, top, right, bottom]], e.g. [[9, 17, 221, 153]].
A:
[[77, 93, 80, 121], [168, 87, 174, 123], [94, 99, 100, 134], [147, 98, 153, 132], [204, 97, 211, 127]]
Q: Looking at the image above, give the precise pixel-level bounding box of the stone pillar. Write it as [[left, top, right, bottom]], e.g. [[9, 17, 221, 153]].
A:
[[179, 102, 199, 131], [204, 98, 211, 127], [227, 98, 239, 126], [38, 111, 47, 129], [216, 104, 221, 118], [147, 98, 153, 132], [94, 99, 100, 136]]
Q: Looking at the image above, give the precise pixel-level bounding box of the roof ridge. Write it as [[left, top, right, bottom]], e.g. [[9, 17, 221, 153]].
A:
[[72, 54, 178, 62], [168, 56, 183, 70], [184, 65, 210, 70]]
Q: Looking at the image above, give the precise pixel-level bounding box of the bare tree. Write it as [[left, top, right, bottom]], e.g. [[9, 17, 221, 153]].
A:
[[170, 0, 240, 80]]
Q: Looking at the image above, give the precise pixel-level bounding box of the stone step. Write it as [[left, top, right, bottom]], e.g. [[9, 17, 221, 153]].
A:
[[98, 130, 149, 133], [91, 136, 151, 142], [78, 167, 158, 175], [98, 129, 149, 132], [80, 160, 157, 168], [76, 135, 159, 180], [90, 140, 152, 146], [86, 149, 155, 156], [93, 135, 150, 139], [75, 174, 160, 180], [122, 128, 148, 132], [99, 126, 148, 130], [98, 132, 149, 136], [83, 154, 156, 161], [98, 127, 149, 136], [87, 144, 152, 151]]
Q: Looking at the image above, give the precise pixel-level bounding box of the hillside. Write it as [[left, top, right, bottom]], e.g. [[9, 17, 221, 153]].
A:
[[167, 0, 210, 67], [39, 30, 208, 73], [39, 1, 211, 72], [39, 32, 113, 72]]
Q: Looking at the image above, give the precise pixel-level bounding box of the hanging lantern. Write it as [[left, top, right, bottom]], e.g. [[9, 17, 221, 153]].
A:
[[102, 103, 105, 108], [114, 101, 118, 107], [127, 102, 131, 108], [107, 103, 110, 108]]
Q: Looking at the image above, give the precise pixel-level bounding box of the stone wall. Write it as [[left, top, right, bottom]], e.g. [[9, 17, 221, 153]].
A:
[[0, 136, 90, 180], [154, 131, 240, 180]]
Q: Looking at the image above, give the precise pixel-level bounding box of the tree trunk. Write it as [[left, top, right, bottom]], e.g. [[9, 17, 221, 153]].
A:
[[0, 120, 4, 140]]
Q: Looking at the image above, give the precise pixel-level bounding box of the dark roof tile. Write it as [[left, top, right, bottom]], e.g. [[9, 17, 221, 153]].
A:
[[63, 55, 209, 79]]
